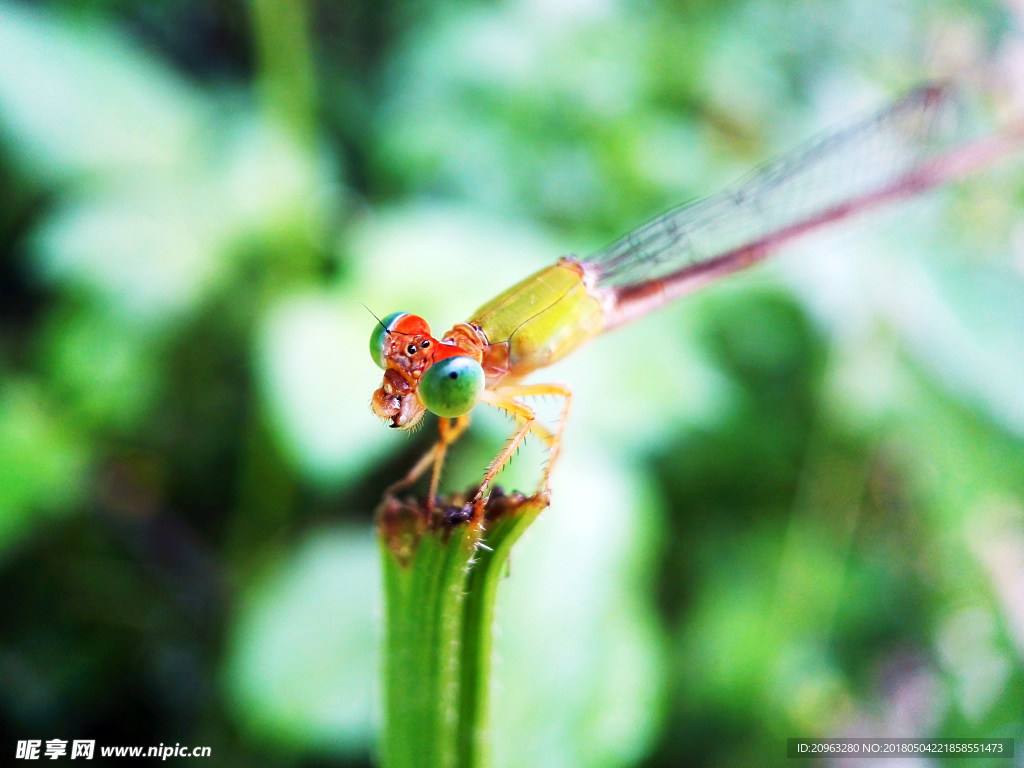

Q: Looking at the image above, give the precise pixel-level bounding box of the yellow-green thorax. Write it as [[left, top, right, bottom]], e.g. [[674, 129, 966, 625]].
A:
[[466, 257, 605, 380]]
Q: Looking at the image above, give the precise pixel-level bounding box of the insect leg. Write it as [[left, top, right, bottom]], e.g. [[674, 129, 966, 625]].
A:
[[494, 382, 572, 490], [383, 413, 471, 512]]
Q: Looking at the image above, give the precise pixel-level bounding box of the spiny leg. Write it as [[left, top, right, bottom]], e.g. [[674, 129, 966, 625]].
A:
[[427, 415, 471, 508], [472, 383, 572, 520], [471, 390, 537, 521], [383, 413, 471, 511], [495, 383, 572, 490]]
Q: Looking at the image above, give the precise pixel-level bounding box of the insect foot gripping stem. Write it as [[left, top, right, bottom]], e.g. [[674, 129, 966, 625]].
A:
[[376, 485, 549, 768], [376, 485, 548, 564]]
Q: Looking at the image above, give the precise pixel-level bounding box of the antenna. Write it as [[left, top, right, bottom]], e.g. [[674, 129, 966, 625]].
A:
[[359, 301, 390, 335]]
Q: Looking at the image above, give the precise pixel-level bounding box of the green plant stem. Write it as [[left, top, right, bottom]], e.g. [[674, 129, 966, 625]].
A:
[[248, 0, 317, 149], [456, 499, 546, 768], [247, 0, 323, 285], [381, 519, 482, 768], [379, 492, 548, 768]]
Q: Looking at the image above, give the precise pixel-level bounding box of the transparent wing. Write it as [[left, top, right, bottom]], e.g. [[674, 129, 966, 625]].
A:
[[585, 84, 957, 288]]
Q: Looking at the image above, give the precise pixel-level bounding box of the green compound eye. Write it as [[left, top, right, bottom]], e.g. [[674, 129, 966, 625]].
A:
[[419, 356, 485, 417], [370, 312, 408, 369]]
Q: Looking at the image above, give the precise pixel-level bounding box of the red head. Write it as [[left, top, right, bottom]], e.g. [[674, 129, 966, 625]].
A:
[[370, 313, 485, 430]]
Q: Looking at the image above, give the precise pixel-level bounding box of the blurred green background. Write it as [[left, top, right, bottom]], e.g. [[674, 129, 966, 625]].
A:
[[2, 0, 1024, 765]]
